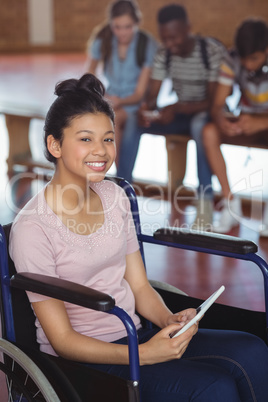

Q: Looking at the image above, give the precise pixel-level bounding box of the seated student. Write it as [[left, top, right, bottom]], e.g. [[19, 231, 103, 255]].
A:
[[86, 0, 157, 169], [117, 3, 225, 230], [203, 18, 268, 235], [9, 72, 268, 402]]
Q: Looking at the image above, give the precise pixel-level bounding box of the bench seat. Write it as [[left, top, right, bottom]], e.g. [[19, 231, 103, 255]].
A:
[[164, 133, 268, 192]]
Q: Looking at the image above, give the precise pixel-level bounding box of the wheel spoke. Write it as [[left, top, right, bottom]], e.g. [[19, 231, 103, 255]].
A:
[[0, 339, 60, 401]]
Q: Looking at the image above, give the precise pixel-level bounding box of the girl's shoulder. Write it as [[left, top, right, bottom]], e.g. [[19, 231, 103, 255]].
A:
[[11, 185, 59, 238]]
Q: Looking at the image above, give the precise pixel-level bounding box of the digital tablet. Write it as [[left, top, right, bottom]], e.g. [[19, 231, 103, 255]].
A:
[[171, 285, 225, 338]]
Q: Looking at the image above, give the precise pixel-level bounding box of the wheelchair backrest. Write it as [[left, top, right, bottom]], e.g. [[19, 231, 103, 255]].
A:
[[0, 223, 39, 349]]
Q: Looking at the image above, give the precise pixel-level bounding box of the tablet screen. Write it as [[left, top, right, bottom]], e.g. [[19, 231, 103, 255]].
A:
[[171, 285, 225, 337]]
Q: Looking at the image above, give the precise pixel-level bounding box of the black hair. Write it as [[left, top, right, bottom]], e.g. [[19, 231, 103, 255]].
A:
[[44, 73, 115, 164], [157, 3, 188, 25], [235, 18, 268, 58]]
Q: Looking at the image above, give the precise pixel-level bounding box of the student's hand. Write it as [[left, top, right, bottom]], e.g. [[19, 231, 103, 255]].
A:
[[139, 322, 198, 365], [218, 115, 242, 136], [138, 102, 159, 127], [237, 114, 266, 135], [157, 104, 176, 125]]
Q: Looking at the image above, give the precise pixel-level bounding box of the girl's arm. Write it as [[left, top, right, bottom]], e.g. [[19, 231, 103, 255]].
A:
[[33, 291, 196, 366], [111, 66, 153, 108], [124, 250, 197, 330], [124, 250, 198, 365], [33, 298, 130, 364], [86, 58, 99, 75]]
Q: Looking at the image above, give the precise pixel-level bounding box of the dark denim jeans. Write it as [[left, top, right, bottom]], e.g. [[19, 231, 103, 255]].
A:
[[116, 111, 213, 199], [87, 327, 268, 401]]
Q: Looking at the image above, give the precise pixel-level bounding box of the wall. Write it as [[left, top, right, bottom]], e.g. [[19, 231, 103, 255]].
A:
[[1, 0, 268, 53]]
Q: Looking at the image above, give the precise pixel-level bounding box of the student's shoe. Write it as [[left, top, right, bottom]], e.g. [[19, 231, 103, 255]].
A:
[[212, 197, 241, 234], [191, 199, 213, 232], [259, 203, 268, 237]]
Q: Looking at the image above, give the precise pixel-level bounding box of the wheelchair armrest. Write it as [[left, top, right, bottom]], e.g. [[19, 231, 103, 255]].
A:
[[10, 272, 115, 312], [153, 228, 258, 255]]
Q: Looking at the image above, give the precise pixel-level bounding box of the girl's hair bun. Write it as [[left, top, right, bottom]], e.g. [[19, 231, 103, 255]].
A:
[[55, 73, 105, 98]]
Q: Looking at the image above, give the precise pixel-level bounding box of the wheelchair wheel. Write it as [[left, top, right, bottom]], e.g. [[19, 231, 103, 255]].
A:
[[0, 338, 60, 401]]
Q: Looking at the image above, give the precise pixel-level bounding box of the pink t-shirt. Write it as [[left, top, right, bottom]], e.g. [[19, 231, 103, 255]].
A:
[[10, 180, 141, 355]]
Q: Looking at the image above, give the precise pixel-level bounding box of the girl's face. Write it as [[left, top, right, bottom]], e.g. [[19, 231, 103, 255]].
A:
[[52, 112, 116, 184], [110, 14, 138, 45]]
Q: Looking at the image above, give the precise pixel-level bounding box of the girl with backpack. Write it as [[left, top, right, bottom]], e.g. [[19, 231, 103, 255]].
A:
[[87, 0, 157, 170]]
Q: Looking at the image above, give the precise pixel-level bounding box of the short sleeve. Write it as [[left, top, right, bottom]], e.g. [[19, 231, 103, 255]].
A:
[[151, 47, 168, 81], [206, 39, 226, 82], [9, 220, 57, 303], [217, 51, 236, 87], [89, 37, 102, 60]]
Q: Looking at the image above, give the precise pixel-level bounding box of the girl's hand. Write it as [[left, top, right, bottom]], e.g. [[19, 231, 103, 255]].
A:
[[167, 308, 200, 339], [166, 308, 197, 326], [139, 322, 198, 365]]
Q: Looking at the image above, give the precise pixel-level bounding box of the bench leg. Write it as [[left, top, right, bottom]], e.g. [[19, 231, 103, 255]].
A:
[[4, 114, 32, 173], [166, 137, 189, 191]]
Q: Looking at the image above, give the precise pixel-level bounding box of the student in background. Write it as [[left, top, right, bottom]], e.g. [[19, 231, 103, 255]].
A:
[[86, 0, 157, 169], [118, 3, 225, 231], [202, 18, 268, 235]]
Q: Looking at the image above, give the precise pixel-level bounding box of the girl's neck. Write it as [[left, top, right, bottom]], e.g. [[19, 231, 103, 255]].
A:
[[50, 169, 89, 194], [117, 42, 131, 60], [45, 172, 92, 215], [44, 178, 104, 235]]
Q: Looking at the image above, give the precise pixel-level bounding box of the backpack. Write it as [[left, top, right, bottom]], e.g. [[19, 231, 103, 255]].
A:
[[165, 36, 224, 71], [136, 30, 149, 68]]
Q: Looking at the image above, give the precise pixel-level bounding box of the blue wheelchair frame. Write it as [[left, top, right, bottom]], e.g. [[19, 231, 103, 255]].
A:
[[119, 178, 268, 340]]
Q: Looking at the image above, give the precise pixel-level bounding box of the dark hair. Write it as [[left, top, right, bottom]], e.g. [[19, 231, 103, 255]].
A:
[[235, 18, 268, 58], [108, 0, 141, 23], [44, 73, 115, 164], [92, 0, 142, 64], [157, 3, 188, 25]]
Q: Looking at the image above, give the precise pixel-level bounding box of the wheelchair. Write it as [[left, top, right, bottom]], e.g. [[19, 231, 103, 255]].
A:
[[1, 177, 268, 401]]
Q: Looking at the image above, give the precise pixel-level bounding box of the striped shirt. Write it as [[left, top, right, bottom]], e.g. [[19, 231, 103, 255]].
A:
[[151, 35, 225, 102], [218, 52, 268, 113]]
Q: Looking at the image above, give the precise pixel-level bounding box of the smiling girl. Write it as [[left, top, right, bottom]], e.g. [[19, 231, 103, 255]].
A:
[[9, 73, 268, 402]]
